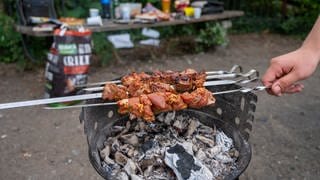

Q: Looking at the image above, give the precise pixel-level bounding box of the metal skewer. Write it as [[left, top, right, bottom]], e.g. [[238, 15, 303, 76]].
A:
[[75, 65, 244, 88], [0, 67, 259, 110], [0, 93, 103, 110], [0, 77, 259, 110]]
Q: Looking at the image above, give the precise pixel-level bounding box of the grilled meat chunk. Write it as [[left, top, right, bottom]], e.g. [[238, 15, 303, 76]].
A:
[[103, 83, 128, 101], [181, 88, 215, 108]]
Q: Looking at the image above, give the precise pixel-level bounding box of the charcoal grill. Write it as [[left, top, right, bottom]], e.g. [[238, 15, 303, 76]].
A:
[[80, 81, 257, 180]]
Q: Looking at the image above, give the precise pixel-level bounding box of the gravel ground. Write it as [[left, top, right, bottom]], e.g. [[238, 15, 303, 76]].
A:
[[0, 33, 319, 180]]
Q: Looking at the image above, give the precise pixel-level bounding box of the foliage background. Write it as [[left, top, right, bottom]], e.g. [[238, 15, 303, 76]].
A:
[[0, 0, 319, 65]]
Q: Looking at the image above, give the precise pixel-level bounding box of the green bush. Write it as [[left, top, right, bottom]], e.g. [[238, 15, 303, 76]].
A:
[[0, 12, 24, 63], [196, 22, 228, 52], [228, 0, 320, 37]]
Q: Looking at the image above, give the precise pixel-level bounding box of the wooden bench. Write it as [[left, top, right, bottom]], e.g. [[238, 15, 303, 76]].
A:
[[15, 10, 244, 37]]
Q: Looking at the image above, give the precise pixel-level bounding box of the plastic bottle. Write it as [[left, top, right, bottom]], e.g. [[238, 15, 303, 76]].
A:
[[112, 0, 119, 19], [101, 0, 111, 19]]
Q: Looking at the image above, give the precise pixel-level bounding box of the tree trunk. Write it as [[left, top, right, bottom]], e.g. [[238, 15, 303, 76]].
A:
[[281, 0, 288, 18], [0, 1, 4, 12]]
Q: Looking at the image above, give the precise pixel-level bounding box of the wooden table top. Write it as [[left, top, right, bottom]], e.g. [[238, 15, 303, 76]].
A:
[[15, 10, 244, 37]]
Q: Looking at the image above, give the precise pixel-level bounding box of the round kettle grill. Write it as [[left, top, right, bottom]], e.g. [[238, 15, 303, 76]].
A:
[[79, 83, 258, 180]]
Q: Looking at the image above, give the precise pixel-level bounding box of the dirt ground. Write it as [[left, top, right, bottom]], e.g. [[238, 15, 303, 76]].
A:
[[0, 33, 319, 180]]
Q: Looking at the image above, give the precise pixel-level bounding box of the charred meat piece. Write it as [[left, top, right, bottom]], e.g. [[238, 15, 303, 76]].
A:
[[120, 69, 206, 89], [193, 71, 207, 88], [147, 93, 167, 110], [150, 82, 176, 93], [140, 95, 154, 122], [117, 95, 155, 122], [174, 74, 194, 92], [147, 92, 173, 114], [181, 88, 215, 108], [127, 81, 152, 97], [103, 83, 128, 101], [121, 72, 151, 86], [166, 93, 188, 111], [117, 88, 214, 122]]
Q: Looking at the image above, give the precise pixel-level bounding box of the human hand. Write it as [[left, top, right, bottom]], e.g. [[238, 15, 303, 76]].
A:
[[262, 48, 319, 96]]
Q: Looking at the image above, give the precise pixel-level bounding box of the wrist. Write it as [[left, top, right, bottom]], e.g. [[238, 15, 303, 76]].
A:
[[299, 46, 320, 65]]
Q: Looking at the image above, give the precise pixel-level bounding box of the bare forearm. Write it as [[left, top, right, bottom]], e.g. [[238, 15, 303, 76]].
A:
[[262, 17, 320, 96], [301, 16, 320, 64]]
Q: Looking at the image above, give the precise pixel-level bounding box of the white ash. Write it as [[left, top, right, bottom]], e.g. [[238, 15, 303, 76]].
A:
[[100, 112, 239, 180]]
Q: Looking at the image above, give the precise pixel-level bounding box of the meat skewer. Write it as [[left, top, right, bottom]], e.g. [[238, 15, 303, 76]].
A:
[[83, 69, 258, 92], [116, 87, 215, 122], [43, 85, 267, 110], [74, 65, 243, 88], [100, 77, 259, 101], [0, 68, 258, 110]]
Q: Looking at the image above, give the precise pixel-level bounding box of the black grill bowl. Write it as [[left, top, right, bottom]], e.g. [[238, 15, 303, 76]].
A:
[[80, 84, 257, 180]]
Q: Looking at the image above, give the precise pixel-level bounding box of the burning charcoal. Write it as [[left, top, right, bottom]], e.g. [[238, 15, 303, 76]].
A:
[[164, 144, 213, 180], [130, 174, 143, 180], [145, 123, 164, 133], [100, 145, 111, 159], [120, 144, 135, 156], [154, 135, 171, 147], [143, 165, 153, 177], [206, 146, 222, 158], [111, 139, 121, 152], [115, 151, 128, 166], [195, 135, 215, 147], [112, 126, 126, 133], [102, 162, 121, 178], [133, 119, 145, 132], [141, 140, 156, 153], [118, 121, 131, 136], [229, 148, 240, 158], [216, 131, 233, 152], [185, 119, 199, 137], [104, 137, 114, 146], [173, 119, 189, 133], [197, 124, 215, 135], [116, 171, 129, 180], [156, 113, 165, 122], [120, 134, 139, 147], [138, 120, 146, 131], [100, 145, 115, 165], [124, 158, 137, 175], [180, 142, 194, 155], [162, 112, 176, 125], [127, 148, 135, 158], [102, 113, 239, 179], [133, 150, 139, 157], [155, 157, 164, 166], [214, 153, 234, 164], [135, 131, 147, 138], [195, 149, 206, 161], [134, 124, 140, 132], [192, 144, 199, 153], [139, 158, 156, 170]]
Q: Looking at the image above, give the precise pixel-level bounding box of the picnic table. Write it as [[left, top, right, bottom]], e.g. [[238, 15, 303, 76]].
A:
[[15, 10, 244, 37]]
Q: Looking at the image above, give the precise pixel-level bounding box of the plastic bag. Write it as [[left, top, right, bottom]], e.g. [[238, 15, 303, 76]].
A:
[[45, 27, 92, 100]]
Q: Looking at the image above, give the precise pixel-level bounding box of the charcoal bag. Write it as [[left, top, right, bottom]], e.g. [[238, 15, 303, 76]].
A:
[[45, 28, 92, 100]]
